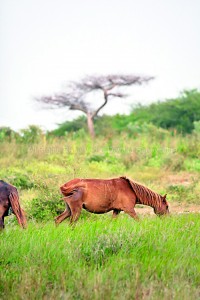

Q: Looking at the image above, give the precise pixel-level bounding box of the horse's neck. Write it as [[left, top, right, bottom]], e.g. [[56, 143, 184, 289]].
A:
[[137, 196, 160, 209]]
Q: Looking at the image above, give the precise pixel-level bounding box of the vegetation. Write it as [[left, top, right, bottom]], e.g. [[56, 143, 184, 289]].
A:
[[0, 88, 200, 299], [131, 89, 200, 133], [49, 89, 200, 136], [1, 215, 200, 299], [0, 127, 199, 220]]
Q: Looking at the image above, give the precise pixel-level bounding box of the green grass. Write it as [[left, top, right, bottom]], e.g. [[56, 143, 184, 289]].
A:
[[0, 133, 200, 299], [1, 214, 200, 300]]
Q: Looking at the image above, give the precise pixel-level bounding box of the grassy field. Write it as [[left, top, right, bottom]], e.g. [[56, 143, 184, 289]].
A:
[[0, 132, 200, 299], [1, 215, 200, 300]]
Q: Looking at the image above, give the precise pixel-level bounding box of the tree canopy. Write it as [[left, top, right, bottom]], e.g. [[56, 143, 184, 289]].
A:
[[37, 74, 153, 137]]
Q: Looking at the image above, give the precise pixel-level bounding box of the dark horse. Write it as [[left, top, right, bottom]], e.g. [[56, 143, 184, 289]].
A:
[[0, 180, 27, 229], [55, 176, 169, 224]]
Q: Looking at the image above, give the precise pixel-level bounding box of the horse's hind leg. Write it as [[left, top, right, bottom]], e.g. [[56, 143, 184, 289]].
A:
[[66, 189, 83, 224], [55, 205, 71, 225], [69, 205, 82, 223]]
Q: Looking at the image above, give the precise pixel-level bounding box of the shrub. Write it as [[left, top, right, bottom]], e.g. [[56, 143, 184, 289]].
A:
[[48, 116, 87, 136], [193, 120, 200, 135], [0, 170, 35, 189], [26, 189, 64, 221], [0, 127, 18, 142], [19, 125, 44, 144], [126, 122, 169, 139], [166, 182, 198, 203], [7, 174, 35, 189]]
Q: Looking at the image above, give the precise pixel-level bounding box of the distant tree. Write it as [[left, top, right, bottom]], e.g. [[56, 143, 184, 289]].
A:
[[49, 116, 87, 137], [130, 89, 200, 133], [36, 74, 153, 137], [0, 126, 17, 142]]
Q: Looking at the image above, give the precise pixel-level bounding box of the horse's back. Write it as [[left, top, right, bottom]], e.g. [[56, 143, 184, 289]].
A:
[[0, 180, 16, 200], [0, 180, 17, 193], [60, 177, 132, 196]]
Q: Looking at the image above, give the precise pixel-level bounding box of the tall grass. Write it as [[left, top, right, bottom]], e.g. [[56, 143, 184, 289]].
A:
[[1, 214, 199, 299]]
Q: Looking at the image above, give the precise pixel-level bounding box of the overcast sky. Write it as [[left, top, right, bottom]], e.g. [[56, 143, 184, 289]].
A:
[[0, 0, 200, 131]]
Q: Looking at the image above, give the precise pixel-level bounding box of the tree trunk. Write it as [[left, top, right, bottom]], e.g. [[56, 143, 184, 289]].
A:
[[87, 113, 95, 138]]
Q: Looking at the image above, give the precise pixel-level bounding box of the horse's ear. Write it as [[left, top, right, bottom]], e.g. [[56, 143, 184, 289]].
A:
[[163, 194, 167, 201]]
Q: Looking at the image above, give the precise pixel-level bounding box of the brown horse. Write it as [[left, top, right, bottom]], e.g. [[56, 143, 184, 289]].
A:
[[55, 176, 169, 224], [0, 180, 27, 229]]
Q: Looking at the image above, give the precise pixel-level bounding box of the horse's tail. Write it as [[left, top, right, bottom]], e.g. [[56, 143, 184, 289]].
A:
[[9, 191, 27, 228], [60, 179, 84, 196]]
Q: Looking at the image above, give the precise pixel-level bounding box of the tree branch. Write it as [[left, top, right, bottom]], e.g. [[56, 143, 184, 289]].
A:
[[36, 93, 89, 114]]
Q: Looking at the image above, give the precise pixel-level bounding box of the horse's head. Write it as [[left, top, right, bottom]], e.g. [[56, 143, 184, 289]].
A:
[[154, 194, 169, 216]]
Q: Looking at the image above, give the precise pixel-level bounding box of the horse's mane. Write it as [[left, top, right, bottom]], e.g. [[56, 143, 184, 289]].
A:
[[121, 177, 163, 208]]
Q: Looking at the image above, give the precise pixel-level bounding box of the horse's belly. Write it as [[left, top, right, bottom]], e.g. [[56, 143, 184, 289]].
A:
[[83, 196, 112, 213]]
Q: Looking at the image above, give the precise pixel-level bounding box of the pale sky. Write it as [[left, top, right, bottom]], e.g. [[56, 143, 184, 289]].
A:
[[0, 0, 200, 131]]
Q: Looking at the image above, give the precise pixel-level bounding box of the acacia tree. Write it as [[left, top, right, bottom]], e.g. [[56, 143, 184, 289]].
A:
[[37, 74, 153, 137]]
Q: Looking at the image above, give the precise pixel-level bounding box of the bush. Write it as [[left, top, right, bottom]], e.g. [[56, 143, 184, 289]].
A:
[[166, 182, 198, 203], [193, 120, 200, 135], [126, 122, 169, 139], [19, 125, 44, 144], [0, 127, 18, 142], [26, 189, 64, 221], [48, 116, 87, 137], [0, 170, 35, 189], [7, 174, 35, 189]]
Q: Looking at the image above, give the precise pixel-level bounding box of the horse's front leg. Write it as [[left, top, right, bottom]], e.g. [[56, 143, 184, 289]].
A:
[[0, 216, 4, 229], [112, 209, 121, 218], [124, 208, 139, 221], [0, 204, 6, 229]]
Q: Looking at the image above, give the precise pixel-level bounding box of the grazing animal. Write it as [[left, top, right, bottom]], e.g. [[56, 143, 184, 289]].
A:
[[0, 180, 27, 229], [55, 176, 169, 225]]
